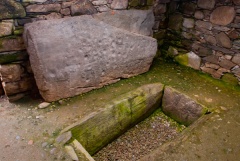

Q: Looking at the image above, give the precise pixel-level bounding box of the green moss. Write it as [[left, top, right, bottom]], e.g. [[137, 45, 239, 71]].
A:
[[174, 54, 189, 67], [222, 73, 239, 86], [14, 28, 24, 35]]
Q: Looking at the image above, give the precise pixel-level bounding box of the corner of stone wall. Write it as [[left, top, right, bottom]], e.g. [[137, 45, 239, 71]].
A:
[[153, 0, 240, 85]]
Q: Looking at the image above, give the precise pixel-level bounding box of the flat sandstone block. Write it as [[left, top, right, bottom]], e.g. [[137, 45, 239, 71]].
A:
[[24, 15, 157, 102]]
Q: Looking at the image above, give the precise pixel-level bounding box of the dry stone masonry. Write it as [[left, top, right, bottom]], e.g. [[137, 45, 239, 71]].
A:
[[0, 0, 240, 101], [154, 0, 240, 85]]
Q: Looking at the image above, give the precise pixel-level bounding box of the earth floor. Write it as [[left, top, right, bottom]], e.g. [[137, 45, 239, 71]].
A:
[[0, 59, 239, 161]]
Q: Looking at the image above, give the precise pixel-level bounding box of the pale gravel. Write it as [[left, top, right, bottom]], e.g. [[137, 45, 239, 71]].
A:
[[93, 109, 185, 161]]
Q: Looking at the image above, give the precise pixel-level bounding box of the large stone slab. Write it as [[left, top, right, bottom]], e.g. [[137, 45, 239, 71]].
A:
[[93, 9, 155, 36], [162, 86, 207, 126], [24, 15, 157, 102], [61, 83, 164, 155]]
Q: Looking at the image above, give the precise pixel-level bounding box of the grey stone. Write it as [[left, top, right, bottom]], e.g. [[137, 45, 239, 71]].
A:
[[204, 35, 217, 45], [38, 102, 50, 109], [72, 140, 95, 161], [232, 54, 240, 65], [36, 13, 62, 21], [22, 0, 47, 2], [162, 86, 206, 126], [65, 146, 78, 161], [26, 4, 61, 13], [4, 77, 33, 95], [110, 0, 128, 9], [200, 66, 221, 78], [24, 15, 157, 102], [93, 9, 154, 36], [219, 59, 236, 70], [194, 10, 204, 19], [182, 32, 192, 39], [216, 32, 232, 49], [195, 20, 212, 30], [0, 0, 26, 20], [213, 26, 231, 32], [210, 6, 236, 26], [198, 47, 213, 57], [56, 131, 72, 145], [207, 45, 235, 55], [0, 21, 13, 37], [0, 64, 23, 82], [92, 0, 108, 5], [0, 36, 26, 52], [97, 5, 110, 12], [70, 0, 97, 16], [203, 55, 219, 64], [175, 51, 201, 70], [205, 62, 220, 69], [183, 18, 194, 29], [197, 0, 215, 10]]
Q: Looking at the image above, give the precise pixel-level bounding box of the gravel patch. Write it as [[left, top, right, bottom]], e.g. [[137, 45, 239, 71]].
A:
[[93, 109, 186, 161]]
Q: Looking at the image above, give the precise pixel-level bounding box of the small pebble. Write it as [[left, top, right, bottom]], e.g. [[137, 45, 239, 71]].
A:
[[28, 140, 34, 145], [38, 102, 51, 109]]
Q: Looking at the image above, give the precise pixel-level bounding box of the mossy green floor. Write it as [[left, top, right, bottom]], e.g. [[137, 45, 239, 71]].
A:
[[68, 58, 240, 112]]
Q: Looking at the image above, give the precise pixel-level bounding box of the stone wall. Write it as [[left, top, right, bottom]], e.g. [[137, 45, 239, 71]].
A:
[[154, 0, 240, 85]]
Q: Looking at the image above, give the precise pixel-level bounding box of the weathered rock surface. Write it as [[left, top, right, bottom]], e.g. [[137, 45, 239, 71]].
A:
[[0, 0, 26, 20], [216, 32, 232, 49], [70, 0, 97, 16], [0, 64, 23, 82], [61, 83, 163, 155], [197, 0, 215, 10], [26, 4, 61, 13], [93, 9, 155, 36], [0, 37, 26, 52], [162, 86, 207, 126], [210, 6, 235, 26], [232, 54, 240, 65], [0, 21, 13, 37], [110, 0, 128, 9], [24, 15, 157, 101], [174, 51, 201, 70]]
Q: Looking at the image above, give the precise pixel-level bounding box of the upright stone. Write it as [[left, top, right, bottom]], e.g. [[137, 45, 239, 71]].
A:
[[210, 7, 235, 26], [23, 15, 157, 102], [197, 0, 215, 10], [0, 0, 26, 20], [162, 86, 207, 126]]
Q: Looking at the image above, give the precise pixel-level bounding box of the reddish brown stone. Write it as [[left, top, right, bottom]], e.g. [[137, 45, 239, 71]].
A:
[[216, 32, 232, 49], [210, 6, 235, 26], [227, 30, 239, 40], [219, 59, 236, 70], [233, 0, 240, 5], [71, 0, 97, 16], [197, 0, 215, 10]]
